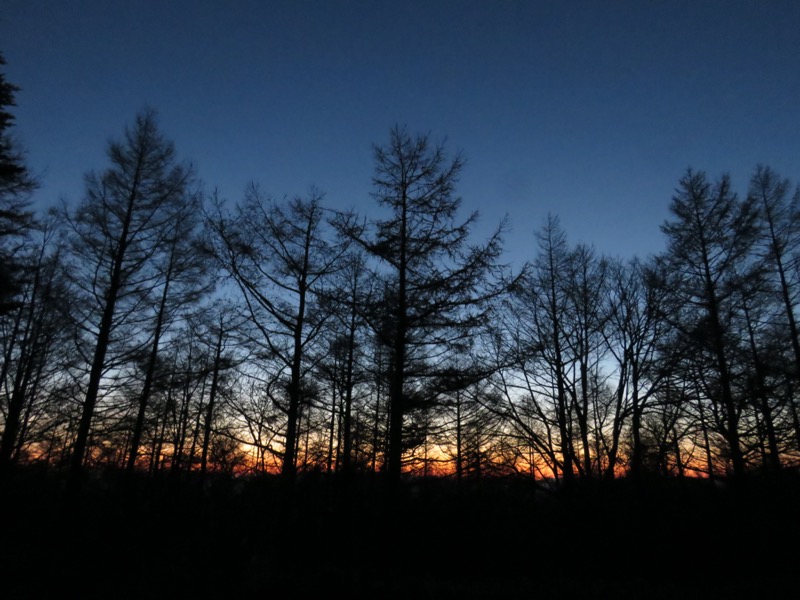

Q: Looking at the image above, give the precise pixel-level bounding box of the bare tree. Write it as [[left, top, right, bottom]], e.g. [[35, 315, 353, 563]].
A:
[[507, 215, 577, 482], [207, 189, 347, 482], [63, 108, 196, 480], [336, 126, 511, 486], [125, 188, 210, 472], [0, 52, 37, 315], [749, 166, 800, 454], [0, 221, 72, 468], [602, 257, 669, 479], [653, 169, 760, 477]]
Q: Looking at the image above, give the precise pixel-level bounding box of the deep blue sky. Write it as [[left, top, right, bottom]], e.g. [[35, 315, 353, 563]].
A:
[[2, 1, 799, 267]]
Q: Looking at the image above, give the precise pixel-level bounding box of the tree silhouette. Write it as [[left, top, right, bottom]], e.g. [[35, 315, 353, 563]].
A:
[[207, 189, 347, 482], [0, 219, 72, 468], [125, 183, 209, 472], [0, 52, 37, 316], [653, 169, 760, 477], [62, 108, 196, 480], [338, 126, 511, 485]]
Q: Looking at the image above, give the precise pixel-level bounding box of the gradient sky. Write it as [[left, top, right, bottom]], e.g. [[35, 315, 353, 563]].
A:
[[2, 0, 799, 269]]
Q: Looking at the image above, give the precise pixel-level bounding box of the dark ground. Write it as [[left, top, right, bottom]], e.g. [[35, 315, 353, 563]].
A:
[[1, 467, 798, 599]]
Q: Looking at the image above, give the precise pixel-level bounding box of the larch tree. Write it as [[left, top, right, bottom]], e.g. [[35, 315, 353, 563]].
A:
[[125, 185, 210, 472], [748, 166, 800, 453], [508, 215, 577, 482], [749, 166, 800, 373], [561, 242, 609, 477], [602, 257, 669, 479], [0, 220, 72, 468], [337, 126, 511, 486], [63, 108, 196, 480], [0, 52, 37, 316], [207, 188, 348, 482], [653, 169, 760, 478], [317, 250, 372, 475]]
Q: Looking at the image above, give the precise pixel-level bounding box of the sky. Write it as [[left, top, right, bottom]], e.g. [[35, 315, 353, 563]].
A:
[[2, 0, 799, 269]]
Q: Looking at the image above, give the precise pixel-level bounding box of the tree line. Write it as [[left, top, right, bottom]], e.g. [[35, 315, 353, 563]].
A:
[[2, 57, 799, 487]]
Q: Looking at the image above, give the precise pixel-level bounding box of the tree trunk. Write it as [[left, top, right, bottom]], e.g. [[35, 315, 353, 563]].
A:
[[340, 304, 358, 475], [127, 245, 175, 472], [200, 325, 224, 479], [70, 178, 139, 482], [327, 378, 337, 474], [386, 195, 408, 486]]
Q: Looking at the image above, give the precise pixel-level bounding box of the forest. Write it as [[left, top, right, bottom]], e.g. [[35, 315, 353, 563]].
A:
[[1, 54, 799, 598]]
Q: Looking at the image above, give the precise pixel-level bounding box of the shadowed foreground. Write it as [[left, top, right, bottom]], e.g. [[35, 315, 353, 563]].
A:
[[1, 468, 797, 599]]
